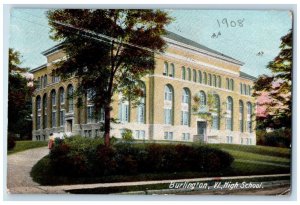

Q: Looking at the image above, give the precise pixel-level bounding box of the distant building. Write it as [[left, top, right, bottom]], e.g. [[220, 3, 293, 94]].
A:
[[30, 31, 257, 145]]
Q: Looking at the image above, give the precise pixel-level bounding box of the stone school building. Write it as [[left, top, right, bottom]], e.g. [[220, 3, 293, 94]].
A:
[[31, 31, 257, 145]]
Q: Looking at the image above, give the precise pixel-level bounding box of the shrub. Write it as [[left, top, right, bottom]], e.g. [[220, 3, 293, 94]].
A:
[[121, 129, 134, 142], [46, 136, 234, 178], [7, 133, 16, 150], [257, 128, 291, 148]]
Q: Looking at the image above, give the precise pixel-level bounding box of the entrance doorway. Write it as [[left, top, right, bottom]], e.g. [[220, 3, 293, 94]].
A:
[[197, 121, 207, 142], [66, 120, 73, 133]]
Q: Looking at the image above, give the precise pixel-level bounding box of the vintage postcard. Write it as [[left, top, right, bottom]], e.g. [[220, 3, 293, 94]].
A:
[[6, 7, 292, 196]]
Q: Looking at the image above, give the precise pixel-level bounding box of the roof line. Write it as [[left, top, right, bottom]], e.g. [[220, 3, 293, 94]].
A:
[[30, 63, 47, 73]]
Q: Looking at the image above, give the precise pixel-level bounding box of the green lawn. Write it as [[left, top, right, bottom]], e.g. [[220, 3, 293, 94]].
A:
[[8, 140, 48, 155], [31, 143, 291, 186]]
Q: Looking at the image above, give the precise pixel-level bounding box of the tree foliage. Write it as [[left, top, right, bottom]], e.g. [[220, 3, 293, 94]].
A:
[[47, 9, 173, 146], [253, 30, 292, 129], [8, 48, 33, 139]]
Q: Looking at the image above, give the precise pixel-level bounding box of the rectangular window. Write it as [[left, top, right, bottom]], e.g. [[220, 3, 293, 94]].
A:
[[226, 117, 232, 130], [164, 132, 173, 140], [137, 105, 145, 123], [212, 115, 219, 130], [182, 133, 190, 141], [87, 106, 94, 123], [239, 120, 243, 132], [247, 121, 252, 133], [69, 98, 74, 112], [181, 111, 189, 125], [43, 114, 47, 128], [135, 130, 146, 140], [164, 109, 172, 124], [119, 103, 129, 123], [60, 110, 65, 126], [37, 116, 41, 130], [51, 111, 56, 128], [226, 136, 233, 144]]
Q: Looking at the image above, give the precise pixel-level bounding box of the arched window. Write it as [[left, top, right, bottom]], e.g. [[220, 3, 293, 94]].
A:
[[67, 85, 74, 112], [213, 75, 217, 87], [181, 88, 190, 126], [212, 94, 220, 130], [51, 90, 56, 106], [51, 90, 56, 128], [118, 93, 129, 123], [208, 74, 212, 86], [181, 67, 186, 80], [239, 100, 244, 132], [170, 63, 175, 78], [198, 71, 202, 83], [187, 68, 191, 81], [247, 102, 252, 133], [163, 62, 168, 76], [203, 72, 207, 84], [226, 96, 233, 131], [192, 69, 197, 82], [164, 85, 173, 125], [43, 94, 47, 129], [59, 87, 64, 104], [230, 79, 234, 91], [137, 82, 146, 123], [36, 96, 41, 130], [199, 91, 206, 113], [226, 78, 229, 89], [217, 76, 222, 88], [41, 76, 44, 88]]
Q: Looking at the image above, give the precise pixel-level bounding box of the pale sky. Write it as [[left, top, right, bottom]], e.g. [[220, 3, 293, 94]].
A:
[[9, 9, 292, 77]]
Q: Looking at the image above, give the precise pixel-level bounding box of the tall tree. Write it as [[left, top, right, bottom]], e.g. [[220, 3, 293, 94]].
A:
[[253, 30, 292, 129], [47, 9, 172, 146], [8, 48, 33, 139]]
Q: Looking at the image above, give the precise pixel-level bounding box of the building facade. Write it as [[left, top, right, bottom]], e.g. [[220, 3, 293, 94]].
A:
[[31, 31, 256, 145]]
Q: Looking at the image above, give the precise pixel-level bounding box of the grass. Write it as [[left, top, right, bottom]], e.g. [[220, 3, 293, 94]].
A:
[[8, 140, 48, 155], [30, 143, 291, 186]]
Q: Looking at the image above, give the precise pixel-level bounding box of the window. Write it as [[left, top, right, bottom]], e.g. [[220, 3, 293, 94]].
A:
[[51, 111, 56, 128], [243, 84, 246, 95], [37, 116, 41, 130], [226, 97, 233, 131], [239, 100, 244, 132], [59, 87, 64, 104], [247, 102, 252, 133], [217, 76, 221, 88], [198, 71, 202, 83], [41, 76, 44, 88], [118, 94, 129, 123], [226, 78, 229, 90], [67, 85, 74, 112], [212, 95, 220, 130], [36, 96, 41, 110], [37, 77, 40, 89], [181, 67, 186, 80], [240, 83, 243, 94], [248, 85, 251, 96], [226, 136, 233, 144], [44, 75, 47, 87], [182, 133, 190, 141], [51, 90, 56, 106], [199, 91, 206, 113], [164, 132, 173, 140], [181, 88, 190, 126], [43, 94, 47, 129], [60, 110, 65, 126], [87, 105, 95, 123], [213, 75, 216, 87], [135, 130, 146, 140], [193, 69, 197, 82], [164, 85, 173, 125], [187, 68, 191, 81], [137, 83, 146, 123], [163, 62, 168, 76], [230, 79, 234, 91], [203, 72, 207, 84], [170, 63, 175, 77], [43, 114, 47, 129], [208, 74, 212, 86]]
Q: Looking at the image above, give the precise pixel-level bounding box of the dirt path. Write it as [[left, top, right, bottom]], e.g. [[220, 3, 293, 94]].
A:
[[7, 147, 49, 192]]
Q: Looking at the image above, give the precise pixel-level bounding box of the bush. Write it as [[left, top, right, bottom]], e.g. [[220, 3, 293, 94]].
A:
[[257, 128, 291, 148], [46, 136, 234, 178], [121, 129, 134, 142], [8, 133, 16, 150]]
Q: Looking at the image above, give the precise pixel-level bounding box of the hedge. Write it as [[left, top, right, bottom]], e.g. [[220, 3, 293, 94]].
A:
[[47, 136, 234, 178]]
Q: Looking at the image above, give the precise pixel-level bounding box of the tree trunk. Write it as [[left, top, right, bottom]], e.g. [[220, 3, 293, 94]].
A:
[[104, 105, 111, 147]]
